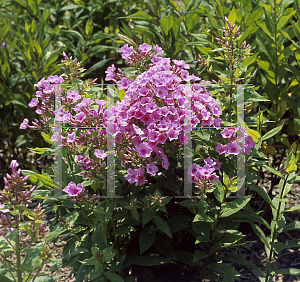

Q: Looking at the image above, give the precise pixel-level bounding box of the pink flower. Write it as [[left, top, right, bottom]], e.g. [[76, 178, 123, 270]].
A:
[[198, 164, 215, 179], [138, 43, 152, 53], [67, 132, 76, 143], [136, 168, 147, 186], [214, 159, 223, 170], [10, 160, 19, 170], [66, 91, 81, 102], [29, 98, 39, 108], [20, 118, 29, 129], [50, 132, 61, 142], [166, 128, 179, 141], [75, 112, 86, 122], [245, 135, 255, 149], [94, 149, 107, 159], [227, 142, 242, 155], [216, 144, 227, 155], [146, 162, 158, 176], [221, 127, 235, 139], [125, 169, 138, 184], [136, 143, 152, 158], [153, 44, 163, 55], [63, 182, 84, 196]]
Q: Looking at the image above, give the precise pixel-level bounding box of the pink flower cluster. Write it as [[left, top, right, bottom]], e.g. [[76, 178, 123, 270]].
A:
[[216, 127, 256, 155], [20, 43, 256, 196], [20, 75, 64, 132]]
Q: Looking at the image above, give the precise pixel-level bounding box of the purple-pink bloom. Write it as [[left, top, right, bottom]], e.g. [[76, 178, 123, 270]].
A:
[[125, 168, 138, 184], [94, 149, 107, 159], [146, 162, 158, 176], [66, 91, 81, 102], [138, 43, 152, 53], [136, 143, 152, 158], [1, 41, 5, 47], [10, 160, 19, 170], [154, 44, 163, 54], [214, 159, 223, 170], [47, 75, 64, 84], [117, 77, 131, 90], [221, 127, 236, 139], [136, 168, 147, 186], [198, 164, 215, 179], [75, 112, 86, 122], [20, 118, 29, 129], [67, 131, 76, 143], [50, 132, 61, 142], [216, 143, 227, 155], [105, 64, 116, 81], [245, 135, 255, 148], [29, 98, 39, 108], [166, 128, 179, 141], [63, 182, 84, 196], [227, 142, 242, 155]]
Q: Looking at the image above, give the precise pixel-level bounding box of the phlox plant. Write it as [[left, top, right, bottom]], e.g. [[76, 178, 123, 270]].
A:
[[0, 160, 57, 282], [17, 41, 263, 282]]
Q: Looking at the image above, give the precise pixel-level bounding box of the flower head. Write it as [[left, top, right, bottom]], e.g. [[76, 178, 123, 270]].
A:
[[63, 182, 84, 196]]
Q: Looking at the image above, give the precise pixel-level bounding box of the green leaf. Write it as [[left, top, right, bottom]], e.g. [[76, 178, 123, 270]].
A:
[[123, 256, 171, 268], [277, 10, 296, 30], [275, 268, 300, 275], [244, 122, 261, 143], [119, 11, 153, 22], [139, 224, 156, 254], [250, 223, 270, 249], [227, 7, 237, 26], [221, 266, 236, 282], [17, 264, 33, 271], [261, 124, 284, 141], [131, 207, 139, 222], [256, 33, 274, 66], [193, 250, 207, 262], [104, 272, 124, 282], [160, 15, 174, 35], [61, 29, 85, 44], [0, 275, 14, 282], [142, 207, 156, 227], [245, 7, 263, 27], [261, 165, 284, 179], [27, 0, 37, 16], [85, 59, 111, 75], [0, 23, 10, 48], [207, 263, 239, 276], [220, 196, 251, 217], [41, 132, 54, 145], [153, 216, 172, 238], [246, 183, 276, 209]]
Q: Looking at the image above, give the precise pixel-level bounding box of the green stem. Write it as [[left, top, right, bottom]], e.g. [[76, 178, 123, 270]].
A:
[[67, 154, 75, 182], [199, 202, 222, 281], [265, 174, 288, 281]]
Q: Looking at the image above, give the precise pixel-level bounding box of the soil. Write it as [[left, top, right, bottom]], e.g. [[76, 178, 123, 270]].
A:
[[9, 152, 300, 282]]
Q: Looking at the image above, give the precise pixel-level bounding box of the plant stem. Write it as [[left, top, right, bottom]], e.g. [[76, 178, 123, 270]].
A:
[[265, 174, 288, 281], [199, 204, 222, 281]]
